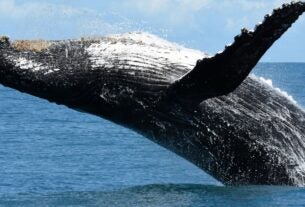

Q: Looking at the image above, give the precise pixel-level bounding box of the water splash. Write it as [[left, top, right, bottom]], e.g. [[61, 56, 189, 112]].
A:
[[252, 75, 298, 105]]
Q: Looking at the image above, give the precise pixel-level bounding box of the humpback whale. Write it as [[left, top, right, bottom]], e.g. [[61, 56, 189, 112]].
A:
[[0, 2, 305, 186]]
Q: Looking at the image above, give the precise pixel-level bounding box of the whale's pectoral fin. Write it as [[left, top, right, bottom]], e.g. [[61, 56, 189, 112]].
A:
[[165, 1, 305, 104]]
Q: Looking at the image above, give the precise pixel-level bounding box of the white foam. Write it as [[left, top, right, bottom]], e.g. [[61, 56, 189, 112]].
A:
[[255, 75, 298, 105]]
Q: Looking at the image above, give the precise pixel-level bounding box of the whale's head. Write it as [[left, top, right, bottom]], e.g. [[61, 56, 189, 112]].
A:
[[0, 1, 305, 126], [0, 33, 204, 126]]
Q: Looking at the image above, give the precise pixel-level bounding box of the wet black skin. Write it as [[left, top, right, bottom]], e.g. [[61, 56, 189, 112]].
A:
[[0, 2, 305, 185]]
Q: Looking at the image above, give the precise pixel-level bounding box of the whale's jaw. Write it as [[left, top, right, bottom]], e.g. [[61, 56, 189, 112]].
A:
[[1, 2, 305, 186]]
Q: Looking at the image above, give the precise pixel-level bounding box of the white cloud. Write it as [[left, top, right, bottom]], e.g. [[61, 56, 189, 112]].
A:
[[0, 0, 137, 38], [218, 0, 294, 11], [218, 0, 295, 31], [133, 0, 171, 13], [221, 0, 269, 11], [0, 0, 299, 39], [0, 0, 86, 18], [0, 0, 14, 15], [123, 0, 289, 14], [0, 0, 294, 28], [176, 0, 211, 11], [120, 0, 211, 25], [119, 0, 295, 27], [125, 0, 211, 13], [226, 17, 251, 30]]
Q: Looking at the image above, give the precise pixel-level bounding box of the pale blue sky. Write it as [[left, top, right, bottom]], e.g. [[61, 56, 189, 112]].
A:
[[0, 0, 304, 62]]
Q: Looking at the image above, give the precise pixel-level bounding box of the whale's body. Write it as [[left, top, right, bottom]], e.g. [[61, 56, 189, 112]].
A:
[[1, 2, 305, 186]]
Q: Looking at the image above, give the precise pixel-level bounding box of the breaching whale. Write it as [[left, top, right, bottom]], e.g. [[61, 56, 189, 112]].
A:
[[0, 2, 305, 186]]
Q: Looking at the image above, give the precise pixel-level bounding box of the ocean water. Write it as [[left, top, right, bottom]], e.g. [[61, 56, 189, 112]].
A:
[[0, 63, 304, 206]]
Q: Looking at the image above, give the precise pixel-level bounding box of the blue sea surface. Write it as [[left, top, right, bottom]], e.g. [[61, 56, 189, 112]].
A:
[[0, 63, 304, 206]]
